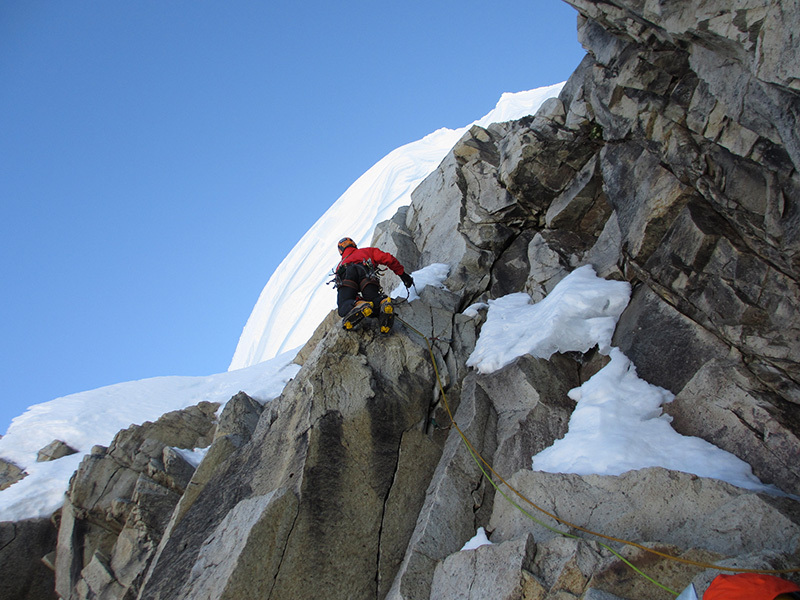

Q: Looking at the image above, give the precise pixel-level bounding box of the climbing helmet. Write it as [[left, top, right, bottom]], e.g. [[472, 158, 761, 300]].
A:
[[337, 237, 357, 255]]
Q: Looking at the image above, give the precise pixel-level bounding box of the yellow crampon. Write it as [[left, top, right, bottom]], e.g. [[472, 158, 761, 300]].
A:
[[378, 297, 394, 334], [342, 301, 373, 330]]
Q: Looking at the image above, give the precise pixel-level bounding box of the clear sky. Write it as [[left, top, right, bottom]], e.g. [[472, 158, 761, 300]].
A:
[[0, 1, 585, 435]]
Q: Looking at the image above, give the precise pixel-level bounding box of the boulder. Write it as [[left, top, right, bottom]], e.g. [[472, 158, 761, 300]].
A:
[[430, 534, 538, 600], [36, 439, 78, 462], [475, 354, 578, 478], [490, 468, 800, 560], [0, 457, 26, 491]]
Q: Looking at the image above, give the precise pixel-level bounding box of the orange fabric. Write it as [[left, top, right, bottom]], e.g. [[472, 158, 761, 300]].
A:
[[704, 574, 800, 600]]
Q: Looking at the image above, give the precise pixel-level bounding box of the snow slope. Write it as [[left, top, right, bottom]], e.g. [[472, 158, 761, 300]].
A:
[[228, 84, 565, 370], [0, 351, 300, 520]]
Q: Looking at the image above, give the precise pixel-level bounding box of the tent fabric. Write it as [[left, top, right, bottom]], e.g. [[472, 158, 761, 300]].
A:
[[704, 574, 800, 600]]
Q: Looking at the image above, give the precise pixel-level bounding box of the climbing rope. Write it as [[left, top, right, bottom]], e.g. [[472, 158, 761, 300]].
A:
[[394, 313, 800, 597]]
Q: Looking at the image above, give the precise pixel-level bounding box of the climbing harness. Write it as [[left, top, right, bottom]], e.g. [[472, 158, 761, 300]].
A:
[[330, 258, 385, 289], [394, 315, 800, 597]]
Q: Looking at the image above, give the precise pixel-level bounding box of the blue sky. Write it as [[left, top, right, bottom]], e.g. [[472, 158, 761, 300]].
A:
[[0, 1, 584, 435]]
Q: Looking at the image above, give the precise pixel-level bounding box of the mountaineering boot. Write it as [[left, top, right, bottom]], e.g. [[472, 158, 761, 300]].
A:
[[378, 297, 394, 334], [342, 300, 373, 330]]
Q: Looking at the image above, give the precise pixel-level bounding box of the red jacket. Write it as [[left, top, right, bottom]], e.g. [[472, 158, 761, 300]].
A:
[[337, 246, 406, 276]]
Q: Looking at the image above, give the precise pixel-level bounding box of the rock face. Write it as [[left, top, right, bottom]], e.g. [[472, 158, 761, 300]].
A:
[[54, 401, 218, 600], [137, 316, 442, 600], [6, 1, 800, 598], [0, 518, 58, 600]]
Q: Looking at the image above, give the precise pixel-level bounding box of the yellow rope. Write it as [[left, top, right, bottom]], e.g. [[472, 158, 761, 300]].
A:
[[395, 315, 800, 587]]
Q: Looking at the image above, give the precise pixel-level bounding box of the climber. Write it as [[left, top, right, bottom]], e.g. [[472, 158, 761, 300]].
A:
[[333, 237, 414, 333], [703, 573, 800, 600]]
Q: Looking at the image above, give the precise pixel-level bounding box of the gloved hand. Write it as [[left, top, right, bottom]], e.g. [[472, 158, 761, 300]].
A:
[[400, 272, 414, 288]]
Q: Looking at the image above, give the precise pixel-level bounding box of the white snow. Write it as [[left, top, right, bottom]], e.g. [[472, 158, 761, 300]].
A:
[[390, 262, 450, 301], [462, 302, 488, 319], [460, 527, 493, 551], [466, 265, 631, 373], [466, 265, 776, 494], [174, 446, 210, 468], [229, 83, 565, 370], [532, 348, 771, 491], [0, 349, 301, 521]]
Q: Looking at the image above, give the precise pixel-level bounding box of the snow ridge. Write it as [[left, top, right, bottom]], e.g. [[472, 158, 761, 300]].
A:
[[228, 83, 565, 370]]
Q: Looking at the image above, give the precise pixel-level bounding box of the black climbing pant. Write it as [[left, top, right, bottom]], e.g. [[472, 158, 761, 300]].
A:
[[337, 263, 384, 317]]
